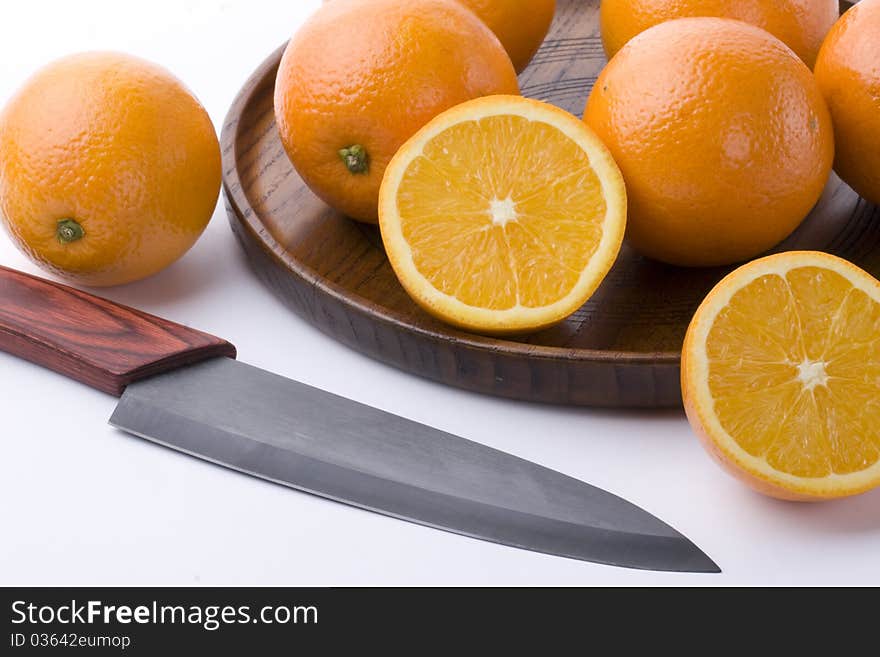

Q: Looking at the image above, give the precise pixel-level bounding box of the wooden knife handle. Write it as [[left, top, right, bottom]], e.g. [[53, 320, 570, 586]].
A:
[[0, 266, 236, 396]]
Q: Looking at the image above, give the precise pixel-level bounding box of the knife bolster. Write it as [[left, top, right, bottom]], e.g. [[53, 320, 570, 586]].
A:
[[0, 266, 236, 396]]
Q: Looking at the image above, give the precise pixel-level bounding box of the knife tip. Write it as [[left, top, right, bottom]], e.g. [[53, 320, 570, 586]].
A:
[[680, 544, 722, 574]]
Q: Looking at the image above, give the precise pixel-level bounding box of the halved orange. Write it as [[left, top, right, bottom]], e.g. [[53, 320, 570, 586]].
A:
[[378, 95, 626, 334], [682, 251, 880, 501]]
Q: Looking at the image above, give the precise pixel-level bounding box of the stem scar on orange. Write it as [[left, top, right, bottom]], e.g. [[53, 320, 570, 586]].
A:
[[0, 52, 221, 287], [275, 0, 519, 224]]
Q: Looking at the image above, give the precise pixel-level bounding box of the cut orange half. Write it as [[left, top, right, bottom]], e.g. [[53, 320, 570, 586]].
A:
[[378, 95, 626, 334], [682, 251, 880, 501]]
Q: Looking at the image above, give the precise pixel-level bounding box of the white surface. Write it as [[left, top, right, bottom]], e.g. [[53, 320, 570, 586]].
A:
[[1, 1, 879, 587]]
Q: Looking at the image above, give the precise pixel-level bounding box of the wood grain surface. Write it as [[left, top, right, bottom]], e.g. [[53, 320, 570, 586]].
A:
[[221, 0, 876, 408], [0, 266, 236, 396]]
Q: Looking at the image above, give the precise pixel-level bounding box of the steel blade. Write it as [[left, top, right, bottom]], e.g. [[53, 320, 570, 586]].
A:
[[109, 358, 718, 573]]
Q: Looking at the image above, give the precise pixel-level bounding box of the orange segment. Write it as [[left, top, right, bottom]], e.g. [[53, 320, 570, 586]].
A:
[[379, 95, 626, 334], [682, 251, 880, 500]]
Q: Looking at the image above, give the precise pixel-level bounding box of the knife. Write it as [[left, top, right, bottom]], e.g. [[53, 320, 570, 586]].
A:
[[0, 265, 718, 573]]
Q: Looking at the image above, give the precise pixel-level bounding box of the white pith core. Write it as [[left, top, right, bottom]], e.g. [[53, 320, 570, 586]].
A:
[[797, 359, 829, 391], [489, 196, 518, 227]]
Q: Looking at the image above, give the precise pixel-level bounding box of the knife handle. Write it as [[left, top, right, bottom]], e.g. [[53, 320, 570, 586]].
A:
[[0, 266, 236, 396]]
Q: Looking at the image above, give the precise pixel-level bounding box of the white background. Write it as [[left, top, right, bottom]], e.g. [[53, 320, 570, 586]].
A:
[[1, 1, 878, 586]]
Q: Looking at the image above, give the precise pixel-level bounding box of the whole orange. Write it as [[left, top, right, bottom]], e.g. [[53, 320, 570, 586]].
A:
[[0, 52, 220, 287], [584, 18, 834, 267], [275, 0, 519, 224], [815, 0, 880, 206], [600, 0, 839, 67], [456, 0, 557, 73]]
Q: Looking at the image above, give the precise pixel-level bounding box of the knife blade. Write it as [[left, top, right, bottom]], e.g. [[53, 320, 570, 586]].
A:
[[0, 265, 718, 573]]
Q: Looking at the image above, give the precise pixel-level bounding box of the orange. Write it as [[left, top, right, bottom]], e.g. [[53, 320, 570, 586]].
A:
[[682, 251, 880, 501], [0, 52, 220, 287], [379, 95, 626, 334], [584, 18, 834, 267], [456, 0, 557, 73], [815, 0, 880, 206], [600, 0, 839, 67], [275, 0, 519, 224]]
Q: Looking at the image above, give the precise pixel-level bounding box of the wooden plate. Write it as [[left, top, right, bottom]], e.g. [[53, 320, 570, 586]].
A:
[[221, 0, 877, 408]]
